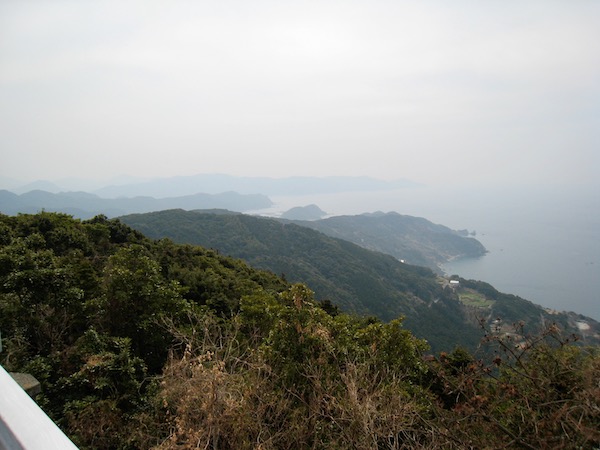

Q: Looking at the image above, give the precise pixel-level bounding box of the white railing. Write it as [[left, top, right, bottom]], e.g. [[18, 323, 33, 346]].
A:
[[0, 365, 78, 450]]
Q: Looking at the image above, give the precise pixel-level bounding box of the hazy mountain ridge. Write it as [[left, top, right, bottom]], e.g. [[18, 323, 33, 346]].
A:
[[119, 209, 600, 351], [90, 174, 419, 198], [3, 174, 417, 197], [0, 189, 272, 218]]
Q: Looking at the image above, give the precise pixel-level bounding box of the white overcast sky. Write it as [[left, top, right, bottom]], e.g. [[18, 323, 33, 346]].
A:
[[1, 0, 599, 186]]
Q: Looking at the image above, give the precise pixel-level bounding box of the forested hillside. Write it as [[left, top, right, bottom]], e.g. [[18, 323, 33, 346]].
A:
[[0, 212, 598, 449], [120, 209, 600, 352], [286, 211, 486, 270]]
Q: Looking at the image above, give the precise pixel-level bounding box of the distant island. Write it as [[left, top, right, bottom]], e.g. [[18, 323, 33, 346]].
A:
[[280, 204, 327, 220]]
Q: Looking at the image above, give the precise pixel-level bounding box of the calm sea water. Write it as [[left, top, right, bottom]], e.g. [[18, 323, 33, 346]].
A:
[[257, 184, 600, 321]]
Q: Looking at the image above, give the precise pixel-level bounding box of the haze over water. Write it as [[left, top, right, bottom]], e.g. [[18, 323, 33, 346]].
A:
[[1, 2, 598, 319], [265, 184, 600, 321]]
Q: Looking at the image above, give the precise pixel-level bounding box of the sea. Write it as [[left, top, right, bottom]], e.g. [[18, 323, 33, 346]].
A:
[[255, 184, 600, 321]]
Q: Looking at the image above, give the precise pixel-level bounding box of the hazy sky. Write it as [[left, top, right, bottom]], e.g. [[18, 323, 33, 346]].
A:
[[1, 0, 599, 186]]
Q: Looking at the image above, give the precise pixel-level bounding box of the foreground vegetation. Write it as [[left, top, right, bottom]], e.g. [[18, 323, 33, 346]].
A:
[[1, 212, 598, 449]]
